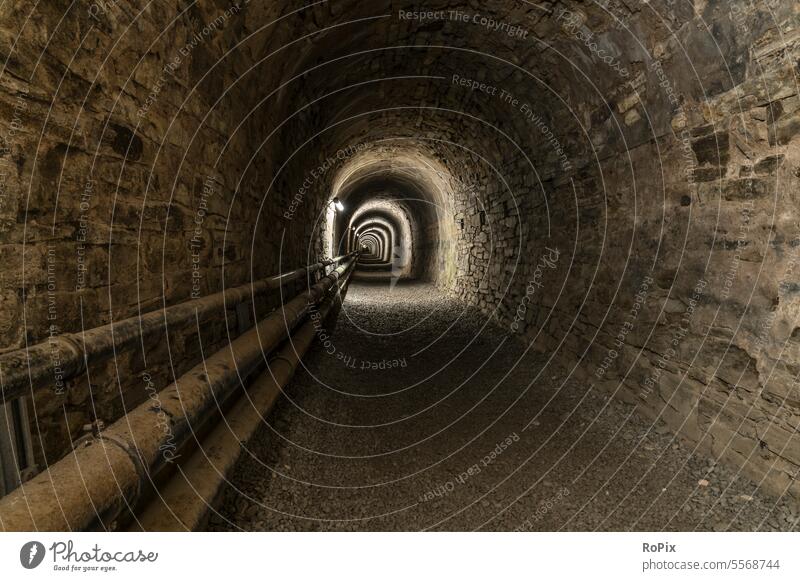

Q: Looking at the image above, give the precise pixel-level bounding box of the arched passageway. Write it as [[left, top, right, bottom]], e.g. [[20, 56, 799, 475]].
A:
[[0, 0, 797, 532]]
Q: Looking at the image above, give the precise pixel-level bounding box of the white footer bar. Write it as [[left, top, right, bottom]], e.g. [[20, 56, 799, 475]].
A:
[[1, 532, 797, 580]]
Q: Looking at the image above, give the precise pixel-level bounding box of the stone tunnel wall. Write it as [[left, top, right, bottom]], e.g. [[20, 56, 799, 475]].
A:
[[449, 1, 800, 499], [0, 0, 797, 502], [0, 1, 326, 465]]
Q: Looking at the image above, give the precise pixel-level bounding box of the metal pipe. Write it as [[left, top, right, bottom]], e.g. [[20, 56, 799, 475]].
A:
[[0, 253, 357, 403], [132, 261, 357, 531], [0, 257, 358, 531]]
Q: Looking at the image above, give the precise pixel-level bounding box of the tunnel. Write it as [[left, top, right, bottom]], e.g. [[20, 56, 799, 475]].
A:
[[0, 0, 798, 533]]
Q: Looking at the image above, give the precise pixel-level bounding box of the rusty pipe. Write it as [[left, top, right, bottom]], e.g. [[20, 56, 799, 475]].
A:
[[0, 257, 357, 531], [132, 260, 357, 530], [0, 253, 358, 403]]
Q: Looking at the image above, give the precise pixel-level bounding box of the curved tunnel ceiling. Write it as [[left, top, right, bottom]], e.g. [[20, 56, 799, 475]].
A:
[[215, 0, 800, 507], [1, 0, 798, 533]]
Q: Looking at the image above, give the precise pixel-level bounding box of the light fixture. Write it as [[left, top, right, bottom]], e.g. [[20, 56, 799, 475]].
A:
[[332, 196, 344, 211]]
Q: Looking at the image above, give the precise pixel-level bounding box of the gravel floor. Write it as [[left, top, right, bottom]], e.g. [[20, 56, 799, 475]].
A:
[[208, 281, 799, 531]]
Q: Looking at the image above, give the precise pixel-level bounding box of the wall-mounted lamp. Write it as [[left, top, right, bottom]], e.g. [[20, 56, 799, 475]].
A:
[[332, 196, 344, 211]]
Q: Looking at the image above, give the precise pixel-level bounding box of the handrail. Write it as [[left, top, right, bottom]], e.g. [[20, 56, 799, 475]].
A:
[[0, 256, 359, 530], [0, 252, 358, 402]]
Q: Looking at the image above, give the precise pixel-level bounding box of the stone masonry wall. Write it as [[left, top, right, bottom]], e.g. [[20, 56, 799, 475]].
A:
[[0, 1, 321, 465], [1, 0, 797, 503], [469, 0, 800, 500]]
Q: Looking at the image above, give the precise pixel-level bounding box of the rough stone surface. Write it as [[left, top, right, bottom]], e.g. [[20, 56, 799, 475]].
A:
[[0, 0, 797, 512]]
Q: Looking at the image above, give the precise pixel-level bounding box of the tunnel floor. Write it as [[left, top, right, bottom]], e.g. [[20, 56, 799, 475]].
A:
[[208, 282, 798, 531]]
